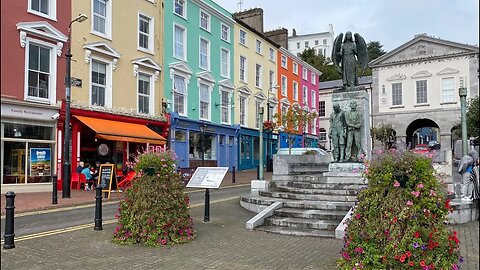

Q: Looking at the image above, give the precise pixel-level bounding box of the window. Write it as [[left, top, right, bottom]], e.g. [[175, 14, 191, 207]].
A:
[[281, 75, 287, 96], [256, 39, 262, 54], [302, 86, 308, 104], [311, 91, 316, 107], [319, 101, 326, 117], [173, 75, 186, 115], [392, 83, 402, 106], [315, 40, 319, 45], [311, 118, 317, 134], [281, 55, 287, 68], [269, 70, 275, 90], [281, 104, 288, 116], [293, 82, 298, 101], [416, 80, 428, 104], [220, 48, 230, 78], [255, 64, 262, 88], [269, 48, 275, 61], [175, 130, 186, 142], [302, 67, 307, 80], [293, 62, 298, 74], [27, 43, 51, 101], [323, 39, 327, 45], [174, 0, 185, 17], [138, 14, 153, 52], [221, 91, 230, 123], [239, 96, 247, 126], [311, 73, 316, 85], [239, 56, 246, 82], [138, 73, 152, 114], [92, 0, 110, 37], [91, 60, 107, 106], [296, 42, 300, 49], [200, 10, 210, 31], [319, 128, 327, 141], [318, 49, 323, 56], [199, 83, 210, 120], [29, 0, 56, 19], [239, 30, 247, 45], [442, 77, 455, 103], [199, 38, 210, 70], [221, 24, 230, 42], [174, 25, 186, 60], [305, 41, 309, 48], [255, 101, 262, 128]]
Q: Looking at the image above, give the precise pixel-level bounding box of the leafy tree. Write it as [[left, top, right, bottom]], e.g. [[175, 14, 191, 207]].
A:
[[274, 106, 317, 154], [367, 41, 386, 61], [371, 123, 397, 150], [466, 96, 479, 137], [298, 48, 341, 82]]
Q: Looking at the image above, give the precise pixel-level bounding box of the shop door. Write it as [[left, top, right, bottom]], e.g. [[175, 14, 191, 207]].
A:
[[218, 135, 227, 168], [228, 136, 235, 170], [173, 130, 189, 169]]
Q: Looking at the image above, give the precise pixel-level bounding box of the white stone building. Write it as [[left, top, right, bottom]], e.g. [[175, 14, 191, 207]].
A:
[[288, 24, 334, 58], [369, 34, 479, 159]]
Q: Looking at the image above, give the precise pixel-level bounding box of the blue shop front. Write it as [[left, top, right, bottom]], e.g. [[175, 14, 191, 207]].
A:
[[170, 112, 239, 171], [279, 132, 303, 149], [238, 127, 278, 171]]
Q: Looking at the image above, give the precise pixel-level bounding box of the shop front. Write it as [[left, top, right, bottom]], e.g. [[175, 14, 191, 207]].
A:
[[170, 112, 239, 171], [304, 135, 319, 148], [238, 127, 278, 171], [1, 100, 58, 191], [279, 132, 303, 149], [57, 105, 169, 186]]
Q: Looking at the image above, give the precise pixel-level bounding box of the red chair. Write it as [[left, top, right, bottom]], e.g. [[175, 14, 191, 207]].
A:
[[71, 172, 80, 190], [118, 171, 136, 189], [79, 173, 87, 190]]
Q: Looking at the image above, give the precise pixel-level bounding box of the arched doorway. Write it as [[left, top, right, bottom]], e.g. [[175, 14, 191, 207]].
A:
[[406, 119, 440, 149]]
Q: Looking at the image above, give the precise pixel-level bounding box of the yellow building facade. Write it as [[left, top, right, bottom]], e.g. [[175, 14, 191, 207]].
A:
[[233, 19, 279, 129], [71, 0, 164, 115]]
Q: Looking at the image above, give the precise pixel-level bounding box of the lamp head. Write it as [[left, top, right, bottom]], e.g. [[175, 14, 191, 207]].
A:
[[75, 14, 88, 23]]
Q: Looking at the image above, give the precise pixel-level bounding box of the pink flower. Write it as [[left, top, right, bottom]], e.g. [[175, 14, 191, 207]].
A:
[[406, 200, 413, 206], [430, 190, 437, 196], [393, 181, 400, 187], [411, 191, 420, 197], [417, 183, 424, 189]]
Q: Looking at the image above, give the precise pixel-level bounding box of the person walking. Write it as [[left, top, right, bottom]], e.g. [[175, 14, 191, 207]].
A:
[[458, 149, 479, 201]]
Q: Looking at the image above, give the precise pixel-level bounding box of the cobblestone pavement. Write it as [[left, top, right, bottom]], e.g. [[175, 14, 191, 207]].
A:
[[2, 198, 479, 270]]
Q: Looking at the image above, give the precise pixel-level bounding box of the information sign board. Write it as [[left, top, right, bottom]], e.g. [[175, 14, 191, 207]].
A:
[[186, 167, 228, 189]]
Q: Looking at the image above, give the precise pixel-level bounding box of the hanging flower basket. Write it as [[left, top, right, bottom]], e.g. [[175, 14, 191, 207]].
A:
[[263, 120, 276, 132]]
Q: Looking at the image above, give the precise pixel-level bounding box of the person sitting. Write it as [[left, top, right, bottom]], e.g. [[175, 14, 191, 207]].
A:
[[76, 161, 84, 173], [91, 161, 101, 181], [81, 163, 93, 191]]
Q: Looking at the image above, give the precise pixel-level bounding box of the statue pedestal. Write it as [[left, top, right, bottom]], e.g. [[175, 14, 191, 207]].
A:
[[332, 87, 371, 160]]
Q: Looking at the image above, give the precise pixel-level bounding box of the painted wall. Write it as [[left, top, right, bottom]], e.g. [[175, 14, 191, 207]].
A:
[[299, 62, 320, 136], [233, 22, 278, 128], [71, 0, 164, 115], [163, 0, 235, 124], [1, 0, 70, 102]]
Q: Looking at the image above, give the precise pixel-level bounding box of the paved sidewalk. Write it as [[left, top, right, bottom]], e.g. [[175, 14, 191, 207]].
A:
[[1, 169, 268, 215], [1, 198, 478, 270]]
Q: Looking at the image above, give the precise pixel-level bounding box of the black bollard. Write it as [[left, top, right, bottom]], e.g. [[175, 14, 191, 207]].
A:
[[203, 188, 210, 223], [52, 175, 58, 204], [4, 191, 16, 249], [94, 186, 103, 231], [232, 166, 236, 183], [257, 165, 260, 180]]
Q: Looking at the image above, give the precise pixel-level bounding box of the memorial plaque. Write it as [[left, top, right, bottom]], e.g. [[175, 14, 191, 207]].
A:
[[186, 167, 228, 189]]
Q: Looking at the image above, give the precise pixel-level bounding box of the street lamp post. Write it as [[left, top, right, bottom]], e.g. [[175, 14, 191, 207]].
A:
[[199, 123, 210, 222], [459, 77, 468, 156], [266, 85, 278, 172], [258, 107, 264, 181], [63, 14, 87, 198]]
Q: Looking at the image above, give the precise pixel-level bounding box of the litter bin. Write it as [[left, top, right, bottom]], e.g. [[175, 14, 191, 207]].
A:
[[266, 156, 273, 172]]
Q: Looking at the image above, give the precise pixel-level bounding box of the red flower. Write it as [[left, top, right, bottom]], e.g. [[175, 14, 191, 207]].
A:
[[409, 261, 415, 267], [406, 251, 412, 257], [414, 231, 420, 238], [420, 260, 426, 267], [400, 254, 407, 263]]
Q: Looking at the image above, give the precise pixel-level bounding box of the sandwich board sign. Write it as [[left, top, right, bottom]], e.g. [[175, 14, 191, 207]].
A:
[[186, 167, 228, 189]]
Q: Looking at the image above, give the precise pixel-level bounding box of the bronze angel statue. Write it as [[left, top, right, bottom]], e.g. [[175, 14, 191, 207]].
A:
[[332, 32, 369, 88]]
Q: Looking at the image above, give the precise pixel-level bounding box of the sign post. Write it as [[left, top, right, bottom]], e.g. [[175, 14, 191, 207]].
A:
[[186, 167, 229, 223]]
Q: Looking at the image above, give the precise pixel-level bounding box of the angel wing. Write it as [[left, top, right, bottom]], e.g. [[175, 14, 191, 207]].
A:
[[354, 33, 369, 76], [332, 33, 343, 74]]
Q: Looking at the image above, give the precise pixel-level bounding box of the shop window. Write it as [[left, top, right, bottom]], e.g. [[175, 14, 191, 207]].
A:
[[219, 135, 225, 145], [189, 132, 216, 160], [175, 130, 186, 142], [3, 122, 54, 140], [2, 142, 26, 184], [253, 137, 259, 159], [241, 135, 250, 159]]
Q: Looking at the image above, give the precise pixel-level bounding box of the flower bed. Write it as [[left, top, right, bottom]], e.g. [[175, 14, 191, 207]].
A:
[[337, 150, 462, 269], [113, 150, 195, 246]]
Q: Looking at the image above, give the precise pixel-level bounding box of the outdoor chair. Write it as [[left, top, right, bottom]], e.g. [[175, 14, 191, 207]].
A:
[[71, 172, 80, 190]]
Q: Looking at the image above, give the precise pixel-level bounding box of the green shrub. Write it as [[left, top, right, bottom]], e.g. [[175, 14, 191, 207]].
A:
[[337, 150, 462, 269], [303, 149, 318, 155], [113, 150, 195, 246]]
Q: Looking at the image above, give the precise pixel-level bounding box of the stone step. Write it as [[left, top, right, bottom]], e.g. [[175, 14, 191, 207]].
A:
[[274, 208, 348, 220], [256, 225, 335, 238], [272, 174, 365, 185], [288, 182, 366, 190], [272, 174, 326, 182], [240, 195, 354, 211], [276, 186, 359, 196], [265, 216, 340, 230], [290, 164, 330, 174], [259, 190, 358, 202]]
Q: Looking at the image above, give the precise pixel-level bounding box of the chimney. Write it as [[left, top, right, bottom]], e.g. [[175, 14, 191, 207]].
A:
[[265, 28, 289, 49], [292, 28, 297, 36], [233, 8, 264, 33]]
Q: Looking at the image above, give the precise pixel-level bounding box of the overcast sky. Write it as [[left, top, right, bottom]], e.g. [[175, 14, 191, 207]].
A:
[[213, 0, 479, 52]]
